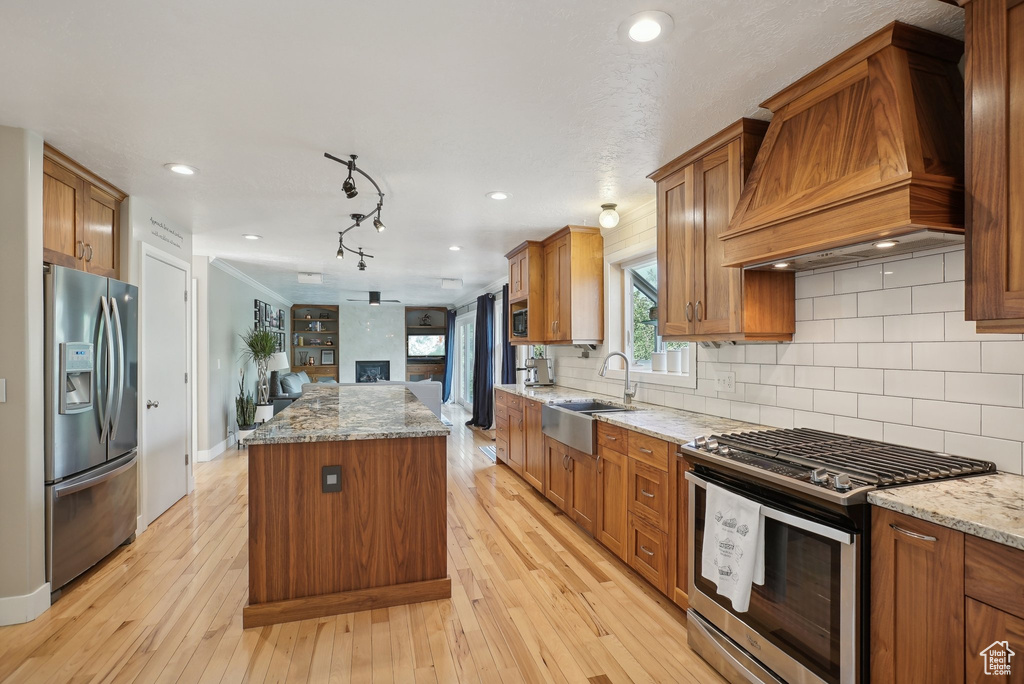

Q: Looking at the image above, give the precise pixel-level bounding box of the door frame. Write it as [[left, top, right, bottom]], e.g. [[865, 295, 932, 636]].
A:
[[138, 242, 193, 533], [454, 310, 475, 409]]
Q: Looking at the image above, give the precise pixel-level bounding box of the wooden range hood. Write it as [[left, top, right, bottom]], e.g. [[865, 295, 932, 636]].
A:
[[721, 22, 966, 269]]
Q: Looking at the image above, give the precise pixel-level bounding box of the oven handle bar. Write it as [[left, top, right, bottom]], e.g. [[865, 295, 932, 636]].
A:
[[686, 471, 854, 545]]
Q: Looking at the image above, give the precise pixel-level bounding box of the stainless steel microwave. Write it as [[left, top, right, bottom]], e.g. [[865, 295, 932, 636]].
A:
[[512, 308, 528, 337]]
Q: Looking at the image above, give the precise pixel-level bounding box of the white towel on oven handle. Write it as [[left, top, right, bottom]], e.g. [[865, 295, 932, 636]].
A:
[[701, 482, 765, 612]]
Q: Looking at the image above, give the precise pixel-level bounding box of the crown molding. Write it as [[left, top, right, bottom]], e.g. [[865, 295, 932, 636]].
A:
[[209, 258, 294, 307]]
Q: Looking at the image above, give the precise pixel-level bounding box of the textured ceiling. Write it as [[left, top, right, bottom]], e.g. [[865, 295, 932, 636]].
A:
[[0, 0, 963, 305]]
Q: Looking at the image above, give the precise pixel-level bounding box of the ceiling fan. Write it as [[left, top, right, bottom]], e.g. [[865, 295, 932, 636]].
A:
[[346, 290, 400, 306]]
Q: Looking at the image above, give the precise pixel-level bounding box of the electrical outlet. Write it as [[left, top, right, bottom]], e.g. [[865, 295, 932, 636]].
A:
[[714, 373, 736, 393]]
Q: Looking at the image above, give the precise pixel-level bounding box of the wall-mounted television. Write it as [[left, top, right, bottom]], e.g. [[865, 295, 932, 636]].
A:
[[407, 334, 445, 358]]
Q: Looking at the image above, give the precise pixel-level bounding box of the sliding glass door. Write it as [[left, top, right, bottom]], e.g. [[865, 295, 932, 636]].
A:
[[455, 313, 475, 409]]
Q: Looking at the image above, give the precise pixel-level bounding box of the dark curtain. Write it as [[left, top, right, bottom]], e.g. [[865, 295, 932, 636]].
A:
[[442, 309, 456, 402], [500, 284, 516, 385], [466, 294, 495, 428]]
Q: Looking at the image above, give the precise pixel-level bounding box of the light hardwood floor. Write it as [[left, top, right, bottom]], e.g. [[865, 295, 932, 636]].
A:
[[0, 406, 724, 683]]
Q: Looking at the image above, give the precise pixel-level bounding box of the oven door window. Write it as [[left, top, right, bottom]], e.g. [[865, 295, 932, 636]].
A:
[[693, 486, 846, 684]]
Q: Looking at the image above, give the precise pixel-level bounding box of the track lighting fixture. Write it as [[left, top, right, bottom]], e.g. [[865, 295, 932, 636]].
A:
[[325, 152, 390, 268]]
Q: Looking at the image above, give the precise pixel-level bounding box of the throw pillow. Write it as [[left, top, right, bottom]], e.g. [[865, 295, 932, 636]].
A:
[[297, 371, 311, 385], [280, 373, 304, 395]]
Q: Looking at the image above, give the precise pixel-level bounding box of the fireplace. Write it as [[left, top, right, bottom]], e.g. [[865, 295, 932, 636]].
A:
[[355, 360, 390, 383]]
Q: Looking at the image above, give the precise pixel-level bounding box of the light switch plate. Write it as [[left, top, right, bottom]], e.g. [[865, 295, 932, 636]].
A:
[[0, 378, 6, 402], [713, 373, 736, 393], [322, 465, 342, 493]]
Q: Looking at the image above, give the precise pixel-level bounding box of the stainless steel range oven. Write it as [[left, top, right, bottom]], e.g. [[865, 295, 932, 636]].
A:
[[681, 428, 997, 684]]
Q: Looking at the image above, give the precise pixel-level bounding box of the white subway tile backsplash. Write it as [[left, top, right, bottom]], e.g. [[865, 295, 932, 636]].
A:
[[778, 343, 814, 366], [858, 288, 912, 317], [813, 343, 858, 367], [795, 366, 834, 390], [913, 342, 981, 372], [884, 423, 946, 452], [858, 343, 913, 369], [761, 364, 795, 386], [745, 384, 777, 406], [731, 402, 761, 424], [796, 299, 814, 321], [835, 368, 883, 395], [982, 341, 1024, 374], [732, 363, 761, 384], [944, 313, 982, 342], [883, 254, 944, 288], [760, 406, 795, 429], [813, 390, 858, 417], [883, 313, 945, 342], [944, 250, 965, 282], [745, 345, 777, 365], [682, 394, 707, 414], [912, 281, 964, 313], [777, 386, 814, 411], [813, 294, 858, 320], [882, 370, 945, 400], [718, 344, 746, 363], [835, 317, 884, 343], [913, 399, 981, 434], [859, 394, 913, 425], [834, 416, 884, 440], [946, 372, 1023, 408], [944, 432, 1023, 475], [835, 265, 883, 294], [705, 398, 731, 418], [795, 411, 834, 432], [795, 320, 834, 343], [982, 406, 1024, 442], [796, 272, 834, 299]]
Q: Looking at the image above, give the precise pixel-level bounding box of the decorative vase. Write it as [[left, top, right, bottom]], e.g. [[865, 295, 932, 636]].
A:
[[238, 426, 256, 447], [651, 351, 667, 372], [667, 349, 683, 373]]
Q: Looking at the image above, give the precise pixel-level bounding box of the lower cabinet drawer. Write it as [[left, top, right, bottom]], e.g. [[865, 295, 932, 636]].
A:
[[628, 513, 669, 594], [495, 438, 508, 464], [495, 404, 508, 422], [628, 457, 670, 531]]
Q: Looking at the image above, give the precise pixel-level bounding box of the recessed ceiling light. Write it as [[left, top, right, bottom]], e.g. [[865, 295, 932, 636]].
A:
[[620, 11, 674, 44], [449, 245, 461, 251], [773, 262, 790, 269], [243, 234, 262, 240], [487, 191, 510, 200], [874, 240, 899, 249], [164, 163, 197, 175]]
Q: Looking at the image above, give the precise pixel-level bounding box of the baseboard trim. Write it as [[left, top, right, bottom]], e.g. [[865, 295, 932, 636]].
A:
[[242, 577, 452, 629], [197, 434, 236, 462], [0, 582, 51, 626]]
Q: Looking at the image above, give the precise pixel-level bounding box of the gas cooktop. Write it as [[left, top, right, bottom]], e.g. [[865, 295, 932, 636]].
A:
[[681, 427, 997, 505]]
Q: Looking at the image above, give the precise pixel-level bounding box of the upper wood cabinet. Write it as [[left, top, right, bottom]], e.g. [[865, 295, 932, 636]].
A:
[[650, 119, 795, 342], [719, 23, 965, 270], [43, 145, 125, 279], [958, 0, 1024, 332], [505, 226, 604, 345]]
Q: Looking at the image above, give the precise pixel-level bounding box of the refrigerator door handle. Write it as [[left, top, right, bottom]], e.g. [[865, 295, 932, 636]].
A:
[[110, 297, 125, 441], [53, 451, 137, 498], [99, 296, 115, 443]]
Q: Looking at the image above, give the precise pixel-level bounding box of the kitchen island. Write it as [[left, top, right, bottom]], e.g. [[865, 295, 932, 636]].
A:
[[242, 383, 451, 628]]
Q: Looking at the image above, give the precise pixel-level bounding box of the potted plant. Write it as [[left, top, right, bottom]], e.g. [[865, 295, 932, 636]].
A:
[[235, 370, 257, 446], [239, 327, 278, 406]]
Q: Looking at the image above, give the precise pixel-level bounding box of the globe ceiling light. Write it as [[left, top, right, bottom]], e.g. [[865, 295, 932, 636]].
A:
[[599, 203, 620, 229]]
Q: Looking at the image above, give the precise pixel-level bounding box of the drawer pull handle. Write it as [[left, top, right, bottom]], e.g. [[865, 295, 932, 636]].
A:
[[889, 524, 936, 543], [638, 447, 653, 454], [605, 435, 617, 441], [86, 244, 94, 262], [641, 489, 655, 498], [640, 545, 655, 556], [685, 302, 693, 322]]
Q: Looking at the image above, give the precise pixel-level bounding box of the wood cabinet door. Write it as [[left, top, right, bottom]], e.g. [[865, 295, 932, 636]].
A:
[[508, 253, 523, 299], [507, 407, 524, 475], [871, 507, 965, 684], [671, 455, 690, 609], [595, 446, 628, 560], [568, 448, 596, 535], [694, 141, 741, 336], [82, 183, 119, 278], [966, 0, 1024, 326], [523, 400, 545, 492], [543, 241, 559, 342], [43, 158, 84, 269], [656, 163, 696, 337], [544, 236, 571, 342], [544, 438, 570, 513], [628, 458, 670, 531], [965, 598, 1024, 683], [518, 251, 530, 301], [628, 513, 670, 594]]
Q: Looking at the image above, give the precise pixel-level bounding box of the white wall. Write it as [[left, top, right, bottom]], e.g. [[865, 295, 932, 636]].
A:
[[550, 209, 1024, 475], [119, 197, 193, 285], [336, 303, 406, 383], [0, 126, 48, 623]]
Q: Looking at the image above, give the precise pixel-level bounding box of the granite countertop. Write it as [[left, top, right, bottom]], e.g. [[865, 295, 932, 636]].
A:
[[869, 473, 1024, 551], [246, 383, 450, 445], [494, 384, 766, 445]]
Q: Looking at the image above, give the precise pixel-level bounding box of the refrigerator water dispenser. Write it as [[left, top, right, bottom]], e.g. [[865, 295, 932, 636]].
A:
[[60, 342, 93, 413]]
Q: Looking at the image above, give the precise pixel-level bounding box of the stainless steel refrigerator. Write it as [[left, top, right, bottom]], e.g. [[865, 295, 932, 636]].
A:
[[44, 265, 139, 594]]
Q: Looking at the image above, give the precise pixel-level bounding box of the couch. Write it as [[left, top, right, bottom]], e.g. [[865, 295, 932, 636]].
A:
[[269, 371, 443, 418]]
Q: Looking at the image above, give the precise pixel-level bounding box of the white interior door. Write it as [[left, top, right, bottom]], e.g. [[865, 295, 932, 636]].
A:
[[142, 252, 189, 524], [455, 314, 475, 409]]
